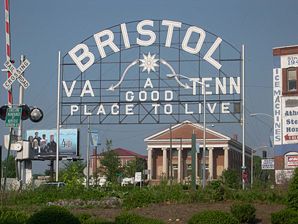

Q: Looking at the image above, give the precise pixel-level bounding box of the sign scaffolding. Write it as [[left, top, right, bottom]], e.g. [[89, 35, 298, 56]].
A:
[[61, 19, 242, 125]]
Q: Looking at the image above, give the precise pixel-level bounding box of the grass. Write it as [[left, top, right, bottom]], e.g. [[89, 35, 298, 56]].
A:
[[0, 182, 287, 210]]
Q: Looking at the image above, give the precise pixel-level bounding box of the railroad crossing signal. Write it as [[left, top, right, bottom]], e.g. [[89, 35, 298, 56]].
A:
[[3, 58, 30, 90]]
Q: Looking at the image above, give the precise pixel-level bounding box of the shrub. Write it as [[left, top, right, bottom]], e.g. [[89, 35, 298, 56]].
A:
[[0, 209, 28, 224], [123, 184, 186, 208], [188, 210, 239, 224], [287, 168, 298, 210], [271, 209, 298, 224], [27, 206, 80, 224], [115, 212, 165, 224], [205, 180, 224, 201], [230, 203, 256, 223], [221, 169, 241, 189]]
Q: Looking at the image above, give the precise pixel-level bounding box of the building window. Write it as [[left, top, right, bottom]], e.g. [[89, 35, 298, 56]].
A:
[[287, 68, 297, 92], [283, 67, 298, 95]]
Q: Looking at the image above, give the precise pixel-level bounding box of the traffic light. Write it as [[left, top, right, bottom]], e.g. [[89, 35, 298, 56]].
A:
[[30, 107, 43, 123], [0, 105, 8, 120], [19, 104, 31, 120], [0, 105, 43, 122]]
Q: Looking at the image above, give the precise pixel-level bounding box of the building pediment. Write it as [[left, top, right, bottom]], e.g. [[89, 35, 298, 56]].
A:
[[145, 120, 230, 143]]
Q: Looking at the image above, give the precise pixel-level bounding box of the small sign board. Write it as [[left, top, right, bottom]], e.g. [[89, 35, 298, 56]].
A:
[[5, 108, 22, 128], [261, 158, 275, 170], [134, 172, 142, 182], [90, 130, 99, 147]]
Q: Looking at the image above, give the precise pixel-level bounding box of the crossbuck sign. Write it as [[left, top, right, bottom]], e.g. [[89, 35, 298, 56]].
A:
[[3, 59, 30, 90]]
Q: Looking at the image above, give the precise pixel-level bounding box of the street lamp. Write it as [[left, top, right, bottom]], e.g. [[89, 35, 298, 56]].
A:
[[166, 73, 207, 189], [250, 113, 273, 120], [250, 112, 274, 146]]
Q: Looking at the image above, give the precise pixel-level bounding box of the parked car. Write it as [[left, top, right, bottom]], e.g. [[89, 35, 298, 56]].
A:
[[121, 177, 134, 186], [40, 182, 66, 188]]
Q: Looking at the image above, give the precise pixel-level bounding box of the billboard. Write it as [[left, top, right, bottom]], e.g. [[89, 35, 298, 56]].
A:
[[26, 129, 79, 159]]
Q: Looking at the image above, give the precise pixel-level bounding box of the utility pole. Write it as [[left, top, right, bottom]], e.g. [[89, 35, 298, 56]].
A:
[[86, 115, 90, 188], [56, 51, 61, 182], [241, 44, 246, 190], [169, 124, 173, 185], [191, 130, 196, 190]]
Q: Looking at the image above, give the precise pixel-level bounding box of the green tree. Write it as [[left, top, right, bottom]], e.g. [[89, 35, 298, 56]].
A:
[[253, 156, 262, 180], [60, 160, 85, 189], [100, 139, 121, 183], [287, 168, 298, 210], [2, 155, 16, 178], [123, 158, 146, 177], [221, 169, 240, 189]]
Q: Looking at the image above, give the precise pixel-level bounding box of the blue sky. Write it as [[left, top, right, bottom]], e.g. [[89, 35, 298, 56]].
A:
[[0, 0, 298, 172]]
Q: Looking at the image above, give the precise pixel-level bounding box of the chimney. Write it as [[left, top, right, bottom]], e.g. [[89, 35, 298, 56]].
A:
[[232, 134, 238, 141]]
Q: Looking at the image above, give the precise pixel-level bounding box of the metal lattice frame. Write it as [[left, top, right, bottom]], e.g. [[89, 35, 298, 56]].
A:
[[61, 20, 241, 125]]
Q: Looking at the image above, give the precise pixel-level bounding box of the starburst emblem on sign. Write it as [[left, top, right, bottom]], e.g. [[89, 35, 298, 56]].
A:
[[139, 52, 159, 74]]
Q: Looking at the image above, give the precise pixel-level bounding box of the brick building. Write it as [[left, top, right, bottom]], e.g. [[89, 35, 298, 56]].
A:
[[145, 120, 252, 183], [91, 147, 147, 175], [273, 45, 298, 183]]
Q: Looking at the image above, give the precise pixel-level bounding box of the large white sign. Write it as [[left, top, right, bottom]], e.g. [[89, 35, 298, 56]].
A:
[[61, 19, 242, 125], [282, 96, 298, 144], [273, 68, 282, 145], [69, 20, 222, 73]]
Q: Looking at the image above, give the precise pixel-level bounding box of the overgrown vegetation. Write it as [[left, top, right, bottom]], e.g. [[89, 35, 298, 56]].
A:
[[2, 155, 17, 178], [0, 208, 28, 224], [27, 206, 80, 224], [188, 210, 239, 224], [269, 168, 298, 224], [287, 168, 298, 210], [60, 160, 86, 190], [230, 202, 256, 223], [100, 139, 121, 183], [0, 177, 287, 209], [271, 209, 298, 224], [221, 169, 241, 189]]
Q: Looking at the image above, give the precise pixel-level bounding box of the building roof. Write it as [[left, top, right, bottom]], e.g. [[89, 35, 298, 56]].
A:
[[144, 120, 230, 142], [273, 45, 298, 56], [107, 147, 147, 160]]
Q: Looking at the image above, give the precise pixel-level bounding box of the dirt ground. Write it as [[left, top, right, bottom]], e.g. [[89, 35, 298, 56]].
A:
[[73, 201, 285, 224]]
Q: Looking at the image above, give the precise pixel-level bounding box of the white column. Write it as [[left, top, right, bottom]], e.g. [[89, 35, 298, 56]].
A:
[[162, 148, 168, 178], [208, 147, 214, 180], [224, 147, 229, 170], [147, 147, 153, 180], [177, 148, 182, 183]]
